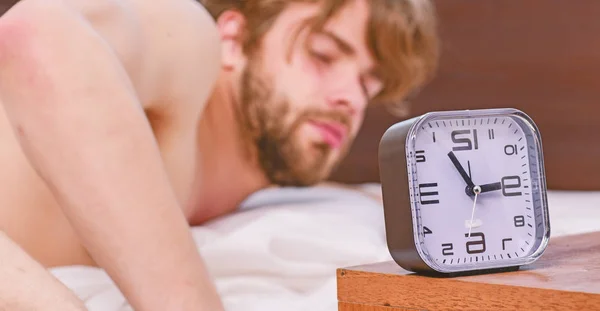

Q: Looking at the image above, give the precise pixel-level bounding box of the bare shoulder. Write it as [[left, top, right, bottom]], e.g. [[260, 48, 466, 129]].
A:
[[72, 0, 222, 115], [43, 0, 221, 116], [133, 0, 222, 118], [3, 0, 220, 119]]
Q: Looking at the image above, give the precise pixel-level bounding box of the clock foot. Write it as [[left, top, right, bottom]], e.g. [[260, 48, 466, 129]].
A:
[[417, 265, 521, 278]]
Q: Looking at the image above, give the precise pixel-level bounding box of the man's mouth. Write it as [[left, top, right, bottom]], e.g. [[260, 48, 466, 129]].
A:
[[308, 120, 347, 148]]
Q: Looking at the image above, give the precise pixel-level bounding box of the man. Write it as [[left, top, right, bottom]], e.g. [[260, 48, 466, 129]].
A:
[[0, 0, 439, 310]]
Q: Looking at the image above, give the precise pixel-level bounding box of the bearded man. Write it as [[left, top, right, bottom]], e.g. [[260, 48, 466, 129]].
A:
[[0, 0, 439, 309]]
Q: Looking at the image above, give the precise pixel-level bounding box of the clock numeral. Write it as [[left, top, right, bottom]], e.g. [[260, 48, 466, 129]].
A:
[[465, 232, 486, 254], [501, 176, 522, 197], [451, 129, 479, 151], [514, 215, 525, 227], [423, 226, 433, 235], [415, 150, 426, 163], [419, 183, 440, 205], [488, 129, 495, 140], [442, 243, 454, 256], [504, 144, 519, 156], [502, 238, 513, 251]]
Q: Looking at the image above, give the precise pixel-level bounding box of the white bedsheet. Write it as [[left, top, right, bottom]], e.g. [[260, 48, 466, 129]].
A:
[[49, 184, 600, 311]]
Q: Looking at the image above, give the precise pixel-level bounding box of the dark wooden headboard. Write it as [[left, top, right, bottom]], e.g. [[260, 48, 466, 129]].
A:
[[330, 0, 600, 191]]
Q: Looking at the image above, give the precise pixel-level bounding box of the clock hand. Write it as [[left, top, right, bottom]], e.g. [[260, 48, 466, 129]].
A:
[[480, 182, 502, 193], [468, 160, 472, 180], [447, 151, 475, 195], [467, 185, 482, 237]]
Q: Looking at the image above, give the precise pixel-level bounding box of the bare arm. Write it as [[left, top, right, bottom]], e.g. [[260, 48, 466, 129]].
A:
[[0, 1, 223, 310], [0, 232, 86, 311]]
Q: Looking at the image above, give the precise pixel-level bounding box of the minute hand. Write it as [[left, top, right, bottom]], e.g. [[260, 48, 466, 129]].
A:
[[480, 182, 502, 193]]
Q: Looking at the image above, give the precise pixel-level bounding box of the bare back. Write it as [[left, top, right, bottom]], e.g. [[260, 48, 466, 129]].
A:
[[0, 0, 221, 267]]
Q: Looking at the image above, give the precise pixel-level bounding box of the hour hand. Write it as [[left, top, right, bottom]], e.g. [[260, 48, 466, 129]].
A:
[[447, 151, 475, 189], [480, 182, 502, 193]]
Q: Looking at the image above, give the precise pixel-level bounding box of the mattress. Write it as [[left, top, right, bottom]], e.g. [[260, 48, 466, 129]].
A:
[[49, 184, 600, 311]]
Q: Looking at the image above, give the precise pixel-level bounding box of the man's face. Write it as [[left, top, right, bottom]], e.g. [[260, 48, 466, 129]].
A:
[[237, 0, 383, 186]]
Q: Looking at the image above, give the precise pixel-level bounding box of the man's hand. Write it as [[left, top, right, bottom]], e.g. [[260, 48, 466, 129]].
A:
[[0, 1, 223, 310]]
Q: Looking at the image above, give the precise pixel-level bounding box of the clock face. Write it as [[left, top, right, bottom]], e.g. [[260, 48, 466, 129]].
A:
[[406, 110, 549, 272]]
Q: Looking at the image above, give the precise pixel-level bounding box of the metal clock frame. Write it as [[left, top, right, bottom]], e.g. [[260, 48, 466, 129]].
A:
[[378, 108, 551, 276]]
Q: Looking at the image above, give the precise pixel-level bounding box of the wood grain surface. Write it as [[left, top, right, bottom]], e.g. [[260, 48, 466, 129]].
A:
[[339, 302, 416, 311], [337, 231, 600, 311]]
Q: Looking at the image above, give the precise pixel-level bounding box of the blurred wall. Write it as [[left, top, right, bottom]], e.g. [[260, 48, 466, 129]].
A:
[[1, 0, 598, 190], [0, 1, 12, 15], [330, 0, 600, 191]]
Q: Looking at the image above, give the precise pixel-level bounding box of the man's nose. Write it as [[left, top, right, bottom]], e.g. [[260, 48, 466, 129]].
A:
[[325, 75, 367, 117]]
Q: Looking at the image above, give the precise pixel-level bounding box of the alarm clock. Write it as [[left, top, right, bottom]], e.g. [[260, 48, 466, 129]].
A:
[[378, 108, 551, 276]]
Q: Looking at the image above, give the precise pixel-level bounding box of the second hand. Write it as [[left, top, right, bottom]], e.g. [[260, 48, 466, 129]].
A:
[[467, 185, 482, 237]]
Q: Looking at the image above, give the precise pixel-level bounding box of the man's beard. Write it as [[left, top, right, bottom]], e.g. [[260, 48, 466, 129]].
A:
[[236, 57, 353, 187]]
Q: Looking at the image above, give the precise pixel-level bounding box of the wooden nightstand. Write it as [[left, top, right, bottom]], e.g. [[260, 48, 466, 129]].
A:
[[337, 231, 600, 310]]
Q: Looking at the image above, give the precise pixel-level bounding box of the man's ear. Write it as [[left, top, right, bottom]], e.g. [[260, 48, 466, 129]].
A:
[[216, 10, 247, 71]]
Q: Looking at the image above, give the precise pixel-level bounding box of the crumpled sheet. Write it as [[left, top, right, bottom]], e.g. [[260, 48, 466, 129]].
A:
[[49, 184, 600, 311]]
